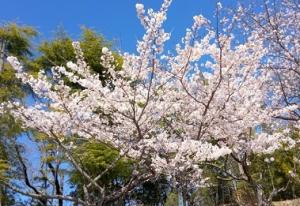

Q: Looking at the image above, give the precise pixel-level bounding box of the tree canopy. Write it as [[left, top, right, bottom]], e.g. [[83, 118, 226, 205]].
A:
[[1, 0, 300, 206]]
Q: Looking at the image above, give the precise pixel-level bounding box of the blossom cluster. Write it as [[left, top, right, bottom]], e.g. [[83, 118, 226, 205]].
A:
[[4, 0, 296, 188]]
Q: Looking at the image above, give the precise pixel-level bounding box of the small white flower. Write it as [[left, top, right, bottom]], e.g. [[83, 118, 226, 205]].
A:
[[102, 47, 109, 54], [136, 3, 144, 12], [7, 56, 23, 72], [193, 15, 206, 27]]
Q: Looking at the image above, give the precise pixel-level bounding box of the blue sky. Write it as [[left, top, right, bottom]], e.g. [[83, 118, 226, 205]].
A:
[[1, 0, 236, 53]]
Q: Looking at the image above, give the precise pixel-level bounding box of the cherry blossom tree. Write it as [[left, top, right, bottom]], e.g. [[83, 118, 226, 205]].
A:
[[204, 1, 300, 204], [1, 0, 297, 205], [238, 0, 300, 128]]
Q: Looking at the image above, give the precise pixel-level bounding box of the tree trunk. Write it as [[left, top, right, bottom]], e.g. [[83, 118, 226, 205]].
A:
[[178, 190, 184, 206], [0, 40, 5, 72], [232, 153, 271, 206], [254, 184, 271, 206], [178, 188, 190, 206]]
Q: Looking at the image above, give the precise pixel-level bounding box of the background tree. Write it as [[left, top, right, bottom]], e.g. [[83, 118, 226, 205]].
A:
[[0, 23, 37, 206], [33, 27, 122, 86]]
